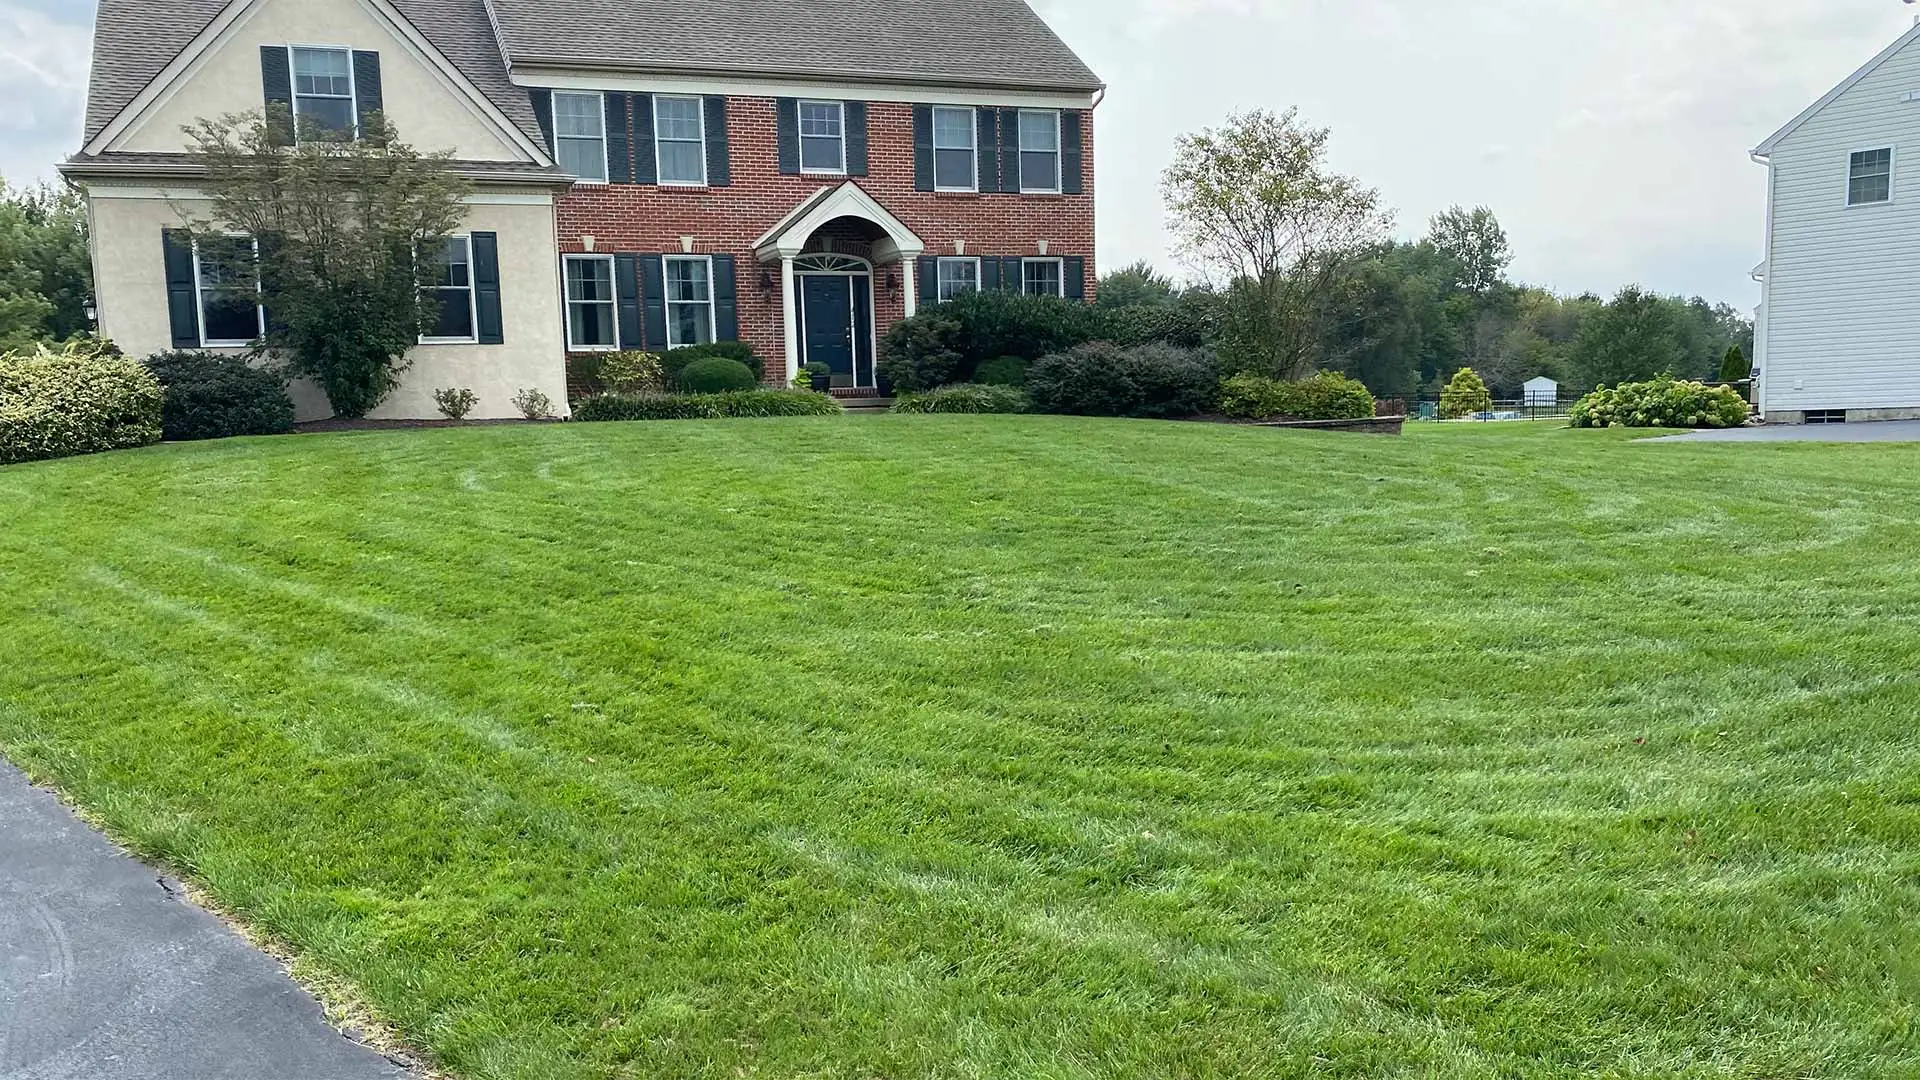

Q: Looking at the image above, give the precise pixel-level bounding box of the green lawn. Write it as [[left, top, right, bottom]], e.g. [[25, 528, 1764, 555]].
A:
[[2, 417, 1917, 1079]]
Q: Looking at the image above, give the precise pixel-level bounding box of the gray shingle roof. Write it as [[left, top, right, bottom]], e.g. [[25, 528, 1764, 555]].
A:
[[82, 0, 542, 148], [485, 0, 1104, 93]]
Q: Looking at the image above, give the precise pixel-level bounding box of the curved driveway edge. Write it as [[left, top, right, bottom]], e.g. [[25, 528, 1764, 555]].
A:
[[0, 760, 416, 1080]]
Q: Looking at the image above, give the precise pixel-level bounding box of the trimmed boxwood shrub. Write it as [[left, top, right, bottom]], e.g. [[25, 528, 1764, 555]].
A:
[[2, 339, 164, 464], [973, 356, 1027, 387], [891, 384, 1031, 414], [1027, 342, 1220, 419], [678, 357, 758, 393], [1570, 376, 1749, 429], [662, 342, 766, 383], [1440, 368, 1493, 419], [142, 351, 295, 441], [1219, 371, 1376, 422], [573, 389, 840, 422]]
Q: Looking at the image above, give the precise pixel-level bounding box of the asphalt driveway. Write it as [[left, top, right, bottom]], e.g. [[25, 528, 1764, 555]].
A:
[[1650, 420, 1920, 442], [0, 760, 414, 1080]]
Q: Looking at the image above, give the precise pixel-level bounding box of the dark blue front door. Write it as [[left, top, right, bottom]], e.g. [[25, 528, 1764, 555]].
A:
[[800, 275, 854, 383]]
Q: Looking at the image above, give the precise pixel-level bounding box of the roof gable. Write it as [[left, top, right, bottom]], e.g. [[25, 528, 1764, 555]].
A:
[[83, 0, 544, 150], [484, 0, 1103, 94], [1755, 21, 1920, 157]]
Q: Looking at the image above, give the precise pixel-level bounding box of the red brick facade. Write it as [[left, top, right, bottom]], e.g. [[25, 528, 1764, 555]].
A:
[[554, 97, 1096, 382]]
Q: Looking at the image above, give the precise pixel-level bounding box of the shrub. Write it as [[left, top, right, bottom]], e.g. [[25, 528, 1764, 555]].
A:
[[1, 339, 163, 464], [662, 341, 766, 383], [1027, 342, 1219, 419], [891, 384, 1031, 414], [512, 387, 555, 420], [1719, 345, 1750, 384], [434, 387, 478, 421], [573, 389, 841, 422], [944, 290, 1108, 368], [1439, 368, 1493, 419], [1219, 371, 1376, 421], [142, 350, 295, 441], [973, 356, 1028, 387], [600, 351, 666, 396], [877, 308, 965, 392], [678, 356, 758, 393], [1569, 375, 1749, 429]]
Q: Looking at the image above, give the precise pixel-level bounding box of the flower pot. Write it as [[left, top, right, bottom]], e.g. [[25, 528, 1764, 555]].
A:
[[810, 374, 832, 392]]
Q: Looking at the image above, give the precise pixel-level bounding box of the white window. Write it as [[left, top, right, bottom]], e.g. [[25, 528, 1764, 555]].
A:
[[420, 236, 477, 342], [1018, 110, 1061, 193], [655, 95, 706, 185], [936, 257, 980, 302], [799, 100, 846, 173], [664, 255, 714, 347], [194, 237, 264, 347], [553, 91, 608, 182], [564, 255, 617, 350], [1022, 257, 1064, 297], [933, 106, 976, 191], [290, 46, 356, 137], [1849, 148, 1893, 206]]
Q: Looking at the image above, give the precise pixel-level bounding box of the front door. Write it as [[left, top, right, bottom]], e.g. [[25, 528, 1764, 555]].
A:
[[800, 275, 854, 386]]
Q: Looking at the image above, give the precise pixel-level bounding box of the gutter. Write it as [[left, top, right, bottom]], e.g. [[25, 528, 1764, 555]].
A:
[[507, 57, 1106, 98]]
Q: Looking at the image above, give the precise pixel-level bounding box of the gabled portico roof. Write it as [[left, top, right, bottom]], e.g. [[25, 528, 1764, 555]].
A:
[[753, 182, 925, 264]]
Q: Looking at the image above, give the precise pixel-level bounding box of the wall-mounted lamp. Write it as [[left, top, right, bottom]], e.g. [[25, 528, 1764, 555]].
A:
[[759, 268, 776, 291], [885, 270, 899, 291], [83, 298, 97, 325]]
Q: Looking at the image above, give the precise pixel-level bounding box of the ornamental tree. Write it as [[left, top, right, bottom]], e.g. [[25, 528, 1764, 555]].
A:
[[1439, 367, 1493, 419], [181, 108, 471, 418]]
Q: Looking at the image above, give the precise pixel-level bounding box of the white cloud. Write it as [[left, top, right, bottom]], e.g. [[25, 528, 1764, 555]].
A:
[[0, 1, 91, 186]]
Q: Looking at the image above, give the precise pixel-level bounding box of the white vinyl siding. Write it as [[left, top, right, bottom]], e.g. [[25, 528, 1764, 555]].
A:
[[932, 107, 976, 191], [564, 255, 617, 350], [553, 92, 608, 182], [654, 96, 707, 185], [936, 257, 979, 301], [799, 100, 846, 174], [1759, 28, 1920, 416]]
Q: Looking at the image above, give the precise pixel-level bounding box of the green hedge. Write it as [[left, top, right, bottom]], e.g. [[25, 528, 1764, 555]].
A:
[[573, 389, 841, 422], [1027, 342, 1220, 419], [891, 384, 1031, 414], [2, 339, 164, 465], [143, 351, 295, 441], [1570, 376, 1749, 429], [1219, 371, 1376, 421]]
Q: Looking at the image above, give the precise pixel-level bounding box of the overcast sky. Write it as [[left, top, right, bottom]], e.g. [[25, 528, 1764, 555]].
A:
[[3, 0, 1912, 305]]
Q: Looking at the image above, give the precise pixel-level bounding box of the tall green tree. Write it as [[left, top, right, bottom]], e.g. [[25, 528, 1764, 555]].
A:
[[0, 179, 91, 349], [1571, 286, 1690, 389], [1161, 108, 1393, 379], [182, 109, 471, 417], [1095, 260, 1177, 309], [1426, 205, 1512, 293]]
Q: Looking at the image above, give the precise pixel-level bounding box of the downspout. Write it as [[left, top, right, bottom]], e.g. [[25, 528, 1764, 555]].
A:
[[1751, 149, 1774, 419]]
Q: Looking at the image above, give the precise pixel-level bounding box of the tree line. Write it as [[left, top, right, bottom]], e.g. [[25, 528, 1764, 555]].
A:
[[0, 180, 91, 353], [1105, 109, 1753, 401]]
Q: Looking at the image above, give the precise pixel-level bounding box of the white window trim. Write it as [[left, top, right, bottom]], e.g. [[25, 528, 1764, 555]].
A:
[[1017, 108, 1062, 195], [936, 256, 982, 302], [932, 105, 978, 193], [663, 254, 716, 349], [419, 234, 479, 345], [798, 99, 848, 176], [562, 253, 619, 351], [552, 90, 610, 185], [288, 43, 359, 143], [1022, 257, 1065, 298], [654, 94, 708, 187], [1846, 145, 1895, 207], [192, 237, 265, 349]]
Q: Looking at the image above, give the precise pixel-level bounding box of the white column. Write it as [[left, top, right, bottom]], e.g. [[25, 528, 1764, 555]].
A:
[[901, 255, 919, 319], [780, 255, 800, 382]]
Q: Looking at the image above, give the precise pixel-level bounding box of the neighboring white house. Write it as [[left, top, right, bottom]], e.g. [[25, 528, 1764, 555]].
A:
[[1522, 376, 1558, 407], [1752, 22, 1920, 424]]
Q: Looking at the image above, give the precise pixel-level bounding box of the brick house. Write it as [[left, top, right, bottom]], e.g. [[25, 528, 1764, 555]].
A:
[[65, 0, 1103, 418]]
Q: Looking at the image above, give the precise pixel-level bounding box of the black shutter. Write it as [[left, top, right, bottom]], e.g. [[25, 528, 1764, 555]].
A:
[[845, 101, 869, 176], [352, 51, 383, 137], [606, 94, 632, 183], [979, 257, 1000, 293], [912, 105, 934, 191], [776, 98, 800, 175], [1064, 256, 1086, 302], [998, 108, 1021, 193], [639, 254, 668, 350], [530, 89, 554, 154], [704, 96, 730, 187], [1061, 111, 1084, 195], [472, 232, 503, 343], [632, 93, 657, 185], [1002, 257, 1025, 293], [916, 256, 937, 306], [162, 229, 199, 348], [976, 108, 1000, 193], [614, 255, 642, 349], [712, 255, 739, 342], [260, 46, 294, 145]]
